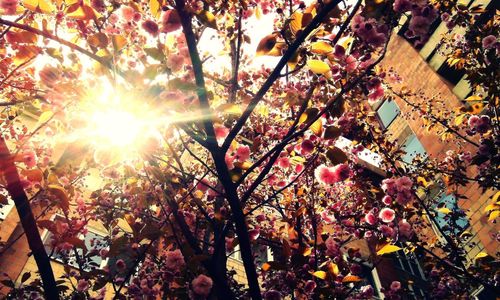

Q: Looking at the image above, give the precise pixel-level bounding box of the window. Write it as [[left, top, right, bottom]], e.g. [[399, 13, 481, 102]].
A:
[[229, 244, 242, 261], [434, 193, 469, 235], [0, 193, 15, 220], [402, 134, 427, 164], [376, 99, 400, 129], [436, 61, 466, 86], [42, 216, 108, 270]]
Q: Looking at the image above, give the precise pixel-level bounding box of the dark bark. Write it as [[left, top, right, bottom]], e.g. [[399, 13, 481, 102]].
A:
[[0, 137, 60, 300]]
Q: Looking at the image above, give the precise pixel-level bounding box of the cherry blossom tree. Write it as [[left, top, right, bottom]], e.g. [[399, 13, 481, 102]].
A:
[[0, 0, 498, 299]]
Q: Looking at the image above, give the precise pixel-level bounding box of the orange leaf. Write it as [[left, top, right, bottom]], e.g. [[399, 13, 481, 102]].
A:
[[342, 275, 361, 283], [256, 34, 277, 56]]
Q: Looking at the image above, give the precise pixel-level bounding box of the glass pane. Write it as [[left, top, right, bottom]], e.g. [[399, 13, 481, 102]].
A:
[[434, 193, 469, 234], [377, 100, 400, 128], [0, 193, 14, 220], [402, 134, 427, 163]]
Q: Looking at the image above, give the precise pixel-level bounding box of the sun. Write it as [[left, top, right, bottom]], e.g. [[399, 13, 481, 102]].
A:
[[88, 109, 146, 147], [68, 84, 168, 163]]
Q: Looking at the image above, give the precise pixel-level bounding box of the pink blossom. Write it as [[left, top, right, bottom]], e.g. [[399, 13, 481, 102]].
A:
[[398, 219, 413, 238], [345, 55, 358, 72], [315, 164, 350, 185], [315, 164, 337, 185], [249, 228, 260, 241], [379, 224, 395, 237], [195, 178, 211, 192], [379, 207, 395, 223], [382, 195, 392, 205], [364, 211, 377, 225], [393, 0, 412, 13], [482, 35, 497, 49], [39, 66, 60, 87], [161, 10, 181, 33], [225, 153, 235, 169], [120, 6, 136, 22], [277, 157, 290, 169], [165, 249, 185, 271], [301, 139, 315, 154], [368, 85, 385, 103], [0, 0, 18, 15], [214, 125, 229, 145], [23, 151, 37, 168], [360, 285, 374, 297], [325, 236, 340, 256], [167, 54, 184, 72], [142, 20, 159, 37], [236, 145, 250, 161], [351, 15, 387, 48], [192, 274, 213, 297], [390, 281, 401, 291], [304, 280, 317, 294], [116, 259, 126, 271], [76, 279, 89, 292], [90, 0, 105, 12]]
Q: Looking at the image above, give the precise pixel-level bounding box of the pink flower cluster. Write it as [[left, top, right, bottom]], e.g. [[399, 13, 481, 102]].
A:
[[191, 274, 213, 297], [164, 249, 185, 272], [366, 77, 385, 104], [351, 15, 388, 48], [0, 0, 17, 15], [381, 176, 413, 205], [314, 163, 350, 185], [482, 35, 498, 49], [468, 115, 491, 134]]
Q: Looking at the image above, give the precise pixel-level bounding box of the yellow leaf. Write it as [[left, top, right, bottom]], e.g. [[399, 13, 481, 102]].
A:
[[311, 41, 333, 54], [484, 204, 499, 212], [328, 262, 339, 276], [38, 0, 54, 13], [217, 103, 242, 116], [111, 34, 127, 52], [23, 0, 38, 11], [475, 252, 489, 260], [310, 119, 323, 135], [342, 275, 361, 282], [312, 271, 327, 280], [339, 36, 353, 50], [465, 95, 482, 102], [289, 12, 303, 35], [488, 210, 499, 221], [47, 184, 69, 211], [454, 114, 466, 126], [88, 33, 109, 48], [38, 111, 53, 123], [307, 59, 330, 74], [66, 4, 96, 20], [196, 10, 217, 29], [302, 247, 312, 256], [255, 5, 262, 20], [417, 176, 431, 187], [376, 244, 402, 256], [149, 0, 161, 18], [437, 207, 452, 214]]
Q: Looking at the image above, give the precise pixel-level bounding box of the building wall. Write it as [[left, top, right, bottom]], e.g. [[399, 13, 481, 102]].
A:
[[379, 34, 499, 256]]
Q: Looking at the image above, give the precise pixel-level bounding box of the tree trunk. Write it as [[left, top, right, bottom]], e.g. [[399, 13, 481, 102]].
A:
[[0, 137, 59, 299]]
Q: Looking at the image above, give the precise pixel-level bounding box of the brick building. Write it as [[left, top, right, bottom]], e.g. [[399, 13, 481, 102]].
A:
[[0, 0, 498, 298]]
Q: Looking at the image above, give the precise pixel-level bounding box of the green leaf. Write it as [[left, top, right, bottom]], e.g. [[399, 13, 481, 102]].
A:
[[144, 47, 166, 61]]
